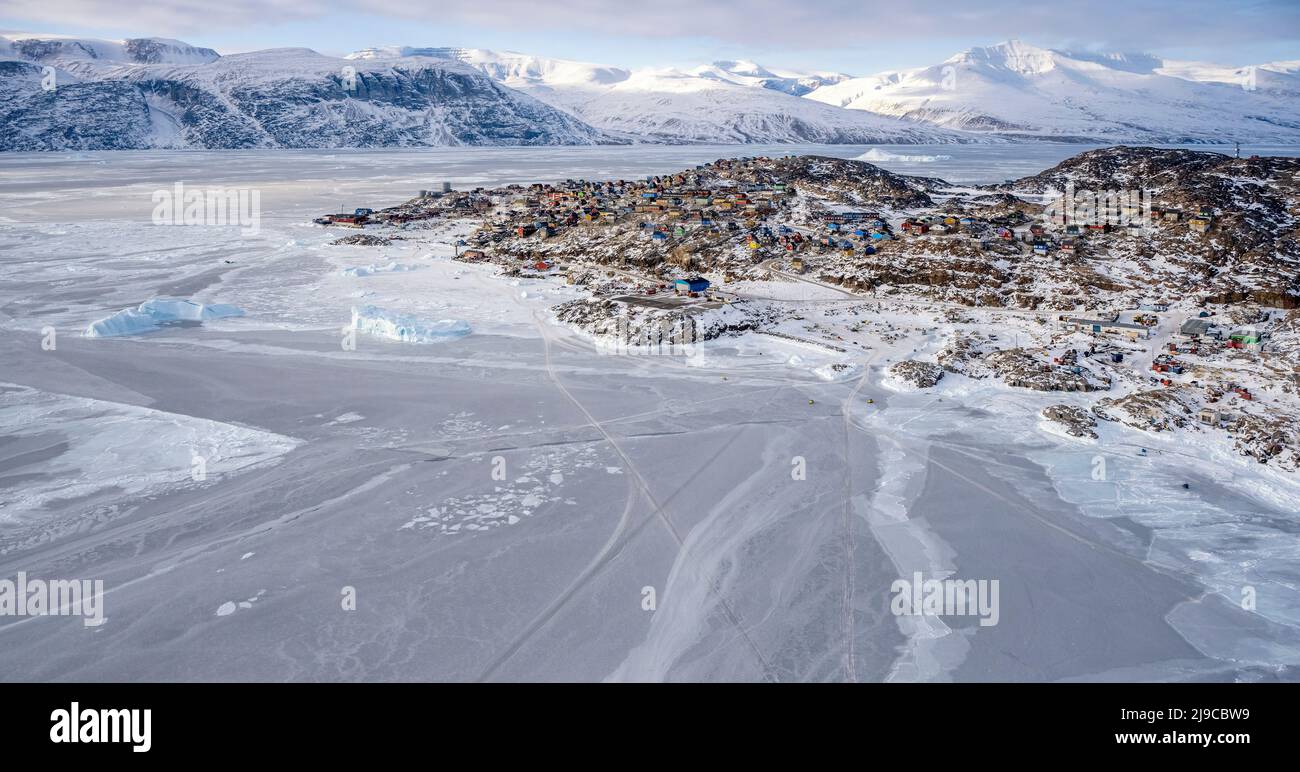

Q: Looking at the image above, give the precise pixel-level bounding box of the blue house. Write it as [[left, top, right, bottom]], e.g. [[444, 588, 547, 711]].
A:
[[675, 277, 710, 293]]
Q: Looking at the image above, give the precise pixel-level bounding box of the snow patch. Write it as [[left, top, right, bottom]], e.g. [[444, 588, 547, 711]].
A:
[[339, 261, 419, 277], [813, 362, 864, 382]]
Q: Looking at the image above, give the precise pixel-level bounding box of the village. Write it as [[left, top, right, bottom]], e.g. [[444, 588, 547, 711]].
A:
[[312, 148, 1300, 472], [312, 153, 1236, 306]]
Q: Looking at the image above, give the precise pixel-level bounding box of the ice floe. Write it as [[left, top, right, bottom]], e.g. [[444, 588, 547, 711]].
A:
[[0, 383, 301, 524]]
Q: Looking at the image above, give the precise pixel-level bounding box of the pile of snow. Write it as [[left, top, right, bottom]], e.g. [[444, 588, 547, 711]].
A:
[[85, 298, 244, 337], [351, 305, 471, 343], [339, 261, 419, 278], [857, 148, 952, 163], [813, 362, 864, 382]]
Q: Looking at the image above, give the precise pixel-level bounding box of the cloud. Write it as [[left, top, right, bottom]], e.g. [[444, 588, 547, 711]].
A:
[[2, 0, 1297, 53], [0, 0, 319, 36]]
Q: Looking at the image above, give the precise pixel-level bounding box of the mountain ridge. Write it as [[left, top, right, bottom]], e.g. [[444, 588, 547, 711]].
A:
[[2, 35, 1298, 149]]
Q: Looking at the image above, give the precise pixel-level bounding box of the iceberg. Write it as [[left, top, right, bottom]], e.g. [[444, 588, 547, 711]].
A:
[[85, 298, 244, 337], [856, 148, 951, 163], [351, 305, 471, 344]]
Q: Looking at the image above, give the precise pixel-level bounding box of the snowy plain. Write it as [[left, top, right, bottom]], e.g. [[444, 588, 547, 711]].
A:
[[0, 145, 1297, 682]]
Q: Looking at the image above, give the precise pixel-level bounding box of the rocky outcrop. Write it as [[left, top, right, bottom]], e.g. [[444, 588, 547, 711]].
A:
[[888, 360, 945, 388], [1041, 404, 1098, 439], [1231, 413, 1300, 470], [331, 233, 392, 246], [1092, 388, 1196, 432]]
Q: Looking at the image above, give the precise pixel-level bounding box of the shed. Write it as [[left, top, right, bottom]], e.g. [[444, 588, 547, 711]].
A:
[[675, 277, 710, 293], [1179, 318, 1213, 338]]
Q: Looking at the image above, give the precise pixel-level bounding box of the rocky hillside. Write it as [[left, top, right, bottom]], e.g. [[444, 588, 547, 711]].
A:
[[1002, 146, 1300, 307]]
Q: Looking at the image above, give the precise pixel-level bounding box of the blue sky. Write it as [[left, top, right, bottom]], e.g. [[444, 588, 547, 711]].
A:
[[2, 1, 1297, 73]]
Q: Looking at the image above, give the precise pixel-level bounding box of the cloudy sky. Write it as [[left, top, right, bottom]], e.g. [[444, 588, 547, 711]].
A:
[[1, 0, 1297, 73]]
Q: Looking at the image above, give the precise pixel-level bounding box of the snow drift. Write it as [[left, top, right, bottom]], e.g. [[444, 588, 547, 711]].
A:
[[339, 262, 420, 277]]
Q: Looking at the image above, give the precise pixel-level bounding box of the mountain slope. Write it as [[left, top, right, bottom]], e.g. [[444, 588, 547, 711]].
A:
[[0, 38, 617, 150], [806, 41, 1300, 143], [0, 36, 219, 65]]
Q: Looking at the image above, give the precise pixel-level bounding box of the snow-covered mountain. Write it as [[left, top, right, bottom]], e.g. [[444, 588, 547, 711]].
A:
[[349, 47, 967, 145], [0, 37, 615, 150], [687, 60, 850, 96], [551, 67, 962, 143], [806, 41, 1300, 143], [347, 48, 848, 95], [348, 47, 633, 89]]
